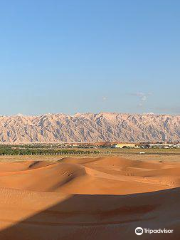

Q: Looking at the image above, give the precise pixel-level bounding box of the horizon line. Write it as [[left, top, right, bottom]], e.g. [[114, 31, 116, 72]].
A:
[[0, 112, 179, 117]]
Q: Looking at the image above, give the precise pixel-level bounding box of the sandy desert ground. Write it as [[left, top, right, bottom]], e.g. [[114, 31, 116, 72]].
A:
[[0, 156, 180, 239]]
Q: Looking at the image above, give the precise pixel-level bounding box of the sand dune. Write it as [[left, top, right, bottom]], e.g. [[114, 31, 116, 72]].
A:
[[0, 156, 180, 239]]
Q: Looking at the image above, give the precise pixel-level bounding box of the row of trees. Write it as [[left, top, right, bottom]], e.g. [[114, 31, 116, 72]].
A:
[[0, 147, 100, 156]]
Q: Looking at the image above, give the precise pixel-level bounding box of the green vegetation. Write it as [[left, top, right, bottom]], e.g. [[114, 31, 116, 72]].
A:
[[0, 144, 179, 156], [0, 145, 100, 156]]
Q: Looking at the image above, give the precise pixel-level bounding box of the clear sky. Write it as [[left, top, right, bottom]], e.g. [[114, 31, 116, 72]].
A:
[[0, 0, 180, 115]]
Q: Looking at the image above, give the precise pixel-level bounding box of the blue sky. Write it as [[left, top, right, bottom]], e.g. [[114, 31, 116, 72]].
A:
[[0, 0, 180, 115]]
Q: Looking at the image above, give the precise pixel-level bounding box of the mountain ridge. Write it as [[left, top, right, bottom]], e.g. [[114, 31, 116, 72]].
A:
[[0, 113, 179, 143]]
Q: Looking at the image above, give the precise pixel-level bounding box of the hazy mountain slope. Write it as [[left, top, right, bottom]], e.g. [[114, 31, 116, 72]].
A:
[[0, 113, 179, 143]]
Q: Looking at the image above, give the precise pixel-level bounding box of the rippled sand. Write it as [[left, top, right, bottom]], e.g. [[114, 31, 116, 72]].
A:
[[0, 156, 180, 239]]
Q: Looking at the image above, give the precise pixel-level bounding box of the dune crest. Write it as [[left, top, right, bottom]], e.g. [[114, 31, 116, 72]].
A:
[[0, 156, 180, 239]]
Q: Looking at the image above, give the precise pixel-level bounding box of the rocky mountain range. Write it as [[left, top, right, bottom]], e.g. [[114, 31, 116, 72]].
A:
[[0, 113, 179, 143]]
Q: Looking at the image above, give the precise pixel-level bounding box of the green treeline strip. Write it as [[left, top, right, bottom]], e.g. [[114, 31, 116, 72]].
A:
[[0, 147, 100, 155]]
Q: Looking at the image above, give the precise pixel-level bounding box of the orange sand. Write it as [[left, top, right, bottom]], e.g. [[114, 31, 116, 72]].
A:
[[0, 156, 180, 239]]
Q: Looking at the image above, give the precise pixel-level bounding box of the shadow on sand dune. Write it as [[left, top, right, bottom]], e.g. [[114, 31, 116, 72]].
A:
[[0, 188, 180, 240]]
